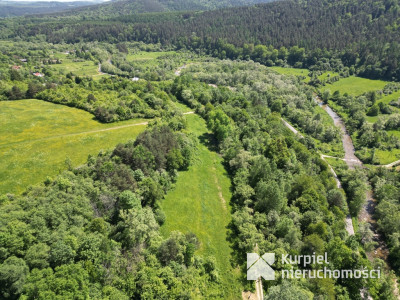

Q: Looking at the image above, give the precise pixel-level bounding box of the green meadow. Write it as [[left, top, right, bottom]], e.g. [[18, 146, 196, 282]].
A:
[[126, 50, 177, 61], [324, 157, 349, 175], [374, 148, 400, 165], [365, 115, 380, 123], [270, 66, 311, 81], [374, 131, 400, 164], [271, 67, 400, 165], [376, 90, 400, 106], [0, 99, 147, 194], [48, 57, 104, 78], [160, 113, 242, 298], [126, 50, 179, 69], [270, 67, 387, 96], [270, 66, 339, 83], [320, 76, 388, 96], [318, 71, 340, 81]]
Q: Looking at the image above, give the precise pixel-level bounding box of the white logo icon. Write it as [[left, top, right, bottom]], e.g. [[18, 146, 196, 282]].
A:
[[247, 253, 275, 281]]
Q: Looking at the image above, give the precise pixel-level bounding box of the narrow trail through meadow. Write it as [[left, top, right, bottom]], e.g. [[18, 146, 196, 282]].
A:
[[0, 112, 194, 149]]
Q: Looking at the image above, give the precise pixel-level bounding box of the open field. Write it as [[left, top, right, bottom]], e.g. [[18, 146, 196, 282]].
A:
[[376, 90, 400, 106], [126, 50, 177, 62], [320, 76, 388, 96], [47, 57, 103, 78], [365, 115, 380, 123], [374, 148, 400, 165], [0, 99, 147, 194], [318, 71, 340, 81], [160, 113, 242, 297], [270, 66, 339, 83], [270, 66, 311, 81], [375, 130, 400, 165]]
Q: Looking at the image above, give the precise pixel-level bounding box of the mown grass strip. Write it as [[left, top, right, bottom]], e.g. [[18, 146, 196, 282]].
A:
[[160, 114, 242, 298]]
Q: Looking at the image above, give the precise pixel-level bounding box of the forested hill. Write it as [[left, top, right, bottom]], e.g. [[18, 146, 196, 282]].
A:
[[0, 1, 104, 18], [52, 0, 277, 18], [2, 0, 400, 80]]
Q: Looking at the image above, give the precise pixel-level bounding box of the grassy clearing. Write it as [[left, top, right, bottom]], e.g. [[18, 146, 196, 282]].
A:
[[320, 76, 388, 96], [270, 66, 339, 83], [324, 157, 348, 173], [376, 90, 400, 105], [388, 130, 400, 139], [365, 115, 380, 123], [318, 71, 340, 81], [48, 57, 104, 78], [270, 66, 310, 81], [126, 50, 177, 61], [173, 101, 194, 113], [160, 113, 242, 298], [374, 148, 400, 165], [355, 91, 400, 124], [0, 99, 147, 194], [125, 51, 179, 69]]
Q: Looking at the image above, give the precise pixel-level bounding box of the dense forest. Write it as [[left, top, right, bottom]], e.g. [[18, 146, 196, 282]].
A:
[[1, 0, 399, 80], [0, 1, 102, 18], [0, 0, 276, 18], [53, 0, 276, 18]]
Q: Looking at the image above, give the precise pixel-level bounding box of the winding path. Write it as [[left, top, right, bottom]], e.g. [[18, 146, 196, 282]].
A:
[[284, 99, 398, 298], [313, 96, 391, 262], [98, 58, 114, 76], [314, 97, 363, 168], [281, 118, 304, 138], [175, 64, 187, 76], [382, 159, 400, 168], [281, 117, 355, 235]]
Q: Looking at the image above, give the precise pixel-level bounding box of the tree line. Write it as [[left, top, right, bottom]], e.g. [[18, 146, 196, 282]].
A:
[[0, 119, 230, 299], [2, 0, 399, 80], [169, 60, 396, 299]]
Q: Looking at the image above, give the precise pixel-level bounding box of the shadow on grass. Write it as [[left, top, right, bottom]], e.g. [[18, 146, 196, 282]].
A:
[[198, 132, 219, 152]]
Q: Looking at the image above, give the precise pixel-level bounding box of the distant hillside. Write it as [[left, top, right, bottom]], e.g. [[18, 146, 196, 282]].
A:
[[1, 0, 399, 80], [0, 1, 104, 17], [54, 0, 277, 18]]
